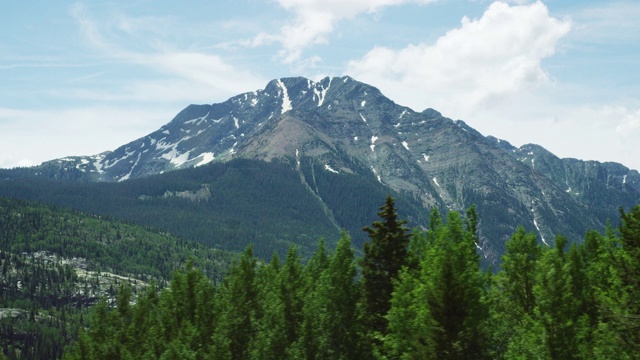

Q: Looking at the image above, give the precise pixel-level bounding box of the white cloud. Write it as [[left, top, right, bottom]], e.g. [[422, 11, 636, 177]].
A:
[[342, 1, 640, 171], [259, 0, 437, 64], [347, 1, 571, 117]]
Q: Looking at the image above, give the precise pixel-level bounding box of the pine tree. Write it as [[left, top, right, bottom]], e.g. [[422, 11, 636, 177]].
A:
[[318, 232, 361, 359], [533, 235, 576, 360], [212, 246, 258, 360], [424, 210, 487, 359], [279, 246, 304, 350], [360, 195, 411, 340], [290, 242, 327, 360], [501, 226, 540, 315], [487, 226, 540, 358], [384, 267, 435, 359], [616, 205, 640, 354], [250, 252, 287, 360]]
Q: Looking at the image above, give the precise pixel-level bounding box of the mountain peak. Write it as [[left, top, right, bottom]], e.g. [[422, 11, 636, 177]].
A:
[[3, 74, 640, 266]]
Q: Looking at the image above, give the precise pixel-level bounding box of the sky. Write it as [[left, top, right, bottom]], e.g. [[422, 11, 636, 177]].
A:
[[1, 0, 639, 171]]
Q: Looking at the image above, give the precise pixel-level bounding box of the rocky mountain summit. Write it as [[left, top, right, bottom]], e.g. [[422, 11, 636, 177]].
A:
[[4, 76, 640, 263]]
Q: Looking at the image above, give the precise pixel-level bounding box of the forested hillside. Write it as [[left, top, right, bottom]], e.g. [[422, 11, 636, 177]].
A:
[[63, 197, 640, 359], [0, 159, 429, 260], [0, 198, 235, 359]]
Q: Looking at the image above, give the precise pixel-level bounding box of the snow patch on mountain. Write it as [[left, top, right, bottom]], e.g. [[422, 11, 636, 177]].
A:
[[313, 78, 331, 107], [103, 150, 134, 170], [196, 152, 215, 167], [532, 211, 548, 246], [370, 136, 378, 152], [371, 166, 381, 183], [324, 164, 339, 174], [75, 158, 89, 172], [277, 79, 292, 114], [119, 153, 142, 182], [161, 147, 191, 167], [155, 140, 174, 152], [89, 153, 108, 174], [185, 112, 209, 126]]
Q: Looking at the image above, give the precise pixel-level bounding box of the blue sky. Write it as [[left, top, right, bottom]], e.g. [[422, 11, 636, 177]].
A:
[[1, 0, 639, 171]]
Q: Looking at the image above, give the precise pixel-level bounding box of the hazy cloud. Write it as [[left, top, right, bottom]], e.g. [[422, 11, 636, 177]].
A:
[[257, 0, 437, 64], [0, 105, 173, 168], [571, 1, 640, 44], [69, 2, 265, 104]]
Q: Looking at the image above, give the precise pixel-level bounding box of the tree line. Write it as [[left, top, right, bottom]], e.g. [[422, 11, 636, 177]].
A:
[[63, 196, 640, 359]]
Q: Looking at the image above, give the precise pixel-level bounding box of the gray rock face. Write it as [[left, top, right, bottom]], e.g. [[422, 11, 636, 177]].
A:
[[15, 76, 640, 263]]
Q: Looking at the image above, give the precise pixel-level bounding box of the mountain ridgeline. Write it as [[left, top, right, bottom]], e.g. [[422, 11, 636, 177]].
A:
[[1, 76, 639, 263]]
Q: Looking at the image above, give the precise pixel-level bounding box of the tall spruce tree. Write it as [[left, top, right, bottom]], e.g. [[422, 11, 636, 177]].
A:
[[425, 210, 488, 359], [360, 195, 411, 339], [212, 246, 258, 360], [617, 205, 640, 354], [533, 235, 576, 360], [319, 232, 361, 359], [487, 226, 541, 358]]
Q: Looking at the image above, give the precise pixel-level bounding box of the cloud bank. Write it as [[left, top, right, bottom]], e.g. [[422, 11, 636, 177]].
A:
[[347, 1, 571, 116]]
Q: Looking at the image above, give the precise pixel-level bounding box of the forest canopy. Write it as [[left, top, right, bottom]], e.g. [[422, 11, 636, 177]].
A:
[[60, 196, 640, 360]]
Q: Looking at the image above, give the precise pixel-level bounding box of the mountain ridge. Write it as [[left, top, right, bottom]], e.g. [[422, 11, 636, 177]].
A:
[[2, 75, 639, 264]]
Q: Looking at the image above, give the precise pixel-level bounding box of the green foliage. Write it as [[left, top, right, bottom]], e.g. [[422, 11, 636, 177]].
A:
[[383, 268, 435, 360], [420, 210, 488, 359], [360, 195, 412, 341], [4, 195, 640, 360], [0, 197, 234, 359]]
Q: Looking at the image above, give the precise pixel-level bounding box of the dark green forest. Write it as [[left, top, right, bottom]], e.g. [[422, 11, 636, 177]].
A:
[[61, 197, 640, 360], [0, 159, 430, 260], [0, 198, 235, 359]]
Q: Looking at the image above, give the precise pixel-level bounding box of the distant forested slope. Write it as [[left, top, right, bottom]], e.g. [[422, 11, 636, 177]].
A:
[[0, 197, 235, 359]]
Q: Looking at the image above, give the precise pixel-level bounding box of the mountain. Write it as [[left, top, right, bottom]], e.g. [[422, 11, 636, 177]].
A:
[[2, 76, 639, 264]]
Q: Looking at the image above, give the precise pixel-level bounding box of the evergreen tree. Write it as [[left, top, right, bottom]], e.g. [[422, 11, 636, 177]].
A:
[[533, 235, 577, 360], [424, 210, 488, 359], [501, 226, 540, 315], [616, 205, 640, 355], [212, 246, 258, 360], [290, 242, 327, 360], [279, 246, 304, 350], [487, 226, 540, 358], [383, 266, 435, 359], [317, 232, 361, 359], [360, 195, 411, 340], [250, 252, 287, 360]]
